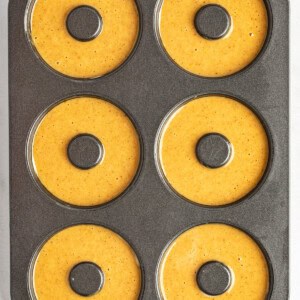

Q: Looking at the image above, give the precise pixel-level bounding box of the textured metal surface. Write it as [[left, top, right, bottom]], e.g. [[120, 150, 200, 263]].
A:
[[196, 261, 231, 296], [66, 5, 102, 42], [9, 0, 289, 299], [194, 4, 231, 40], [67, 134, 103, 170], [196, 133, 232, 169], [69, 262, 104, 296]]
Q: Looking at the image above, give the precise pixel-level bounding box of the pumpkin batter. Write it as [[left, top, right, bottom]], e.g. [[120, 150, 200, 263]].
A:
[[157, 0, 268, 77], [156, 95, 269, 206], [30, 224, 142, 299], [158, 223, 270, 299], [27, 0, 139, 78], [30, 96, 140, 207]]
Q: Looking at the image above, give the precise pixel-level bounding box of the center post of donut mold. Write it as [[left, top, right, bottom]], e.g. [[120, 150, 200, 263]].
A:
[[196, 261, 232, 296], [69, 262, 105, 297], [196, 133, 232, 169], [66, 5, 103, 42], [67, 134, 104, 170], [194, 4, 231, 40]]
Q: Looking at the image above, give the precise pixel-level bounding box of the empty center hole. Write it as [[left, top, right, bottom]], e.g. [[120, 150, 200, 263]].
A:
[[69, 262, 104, 297], [67, 134, 104, 170], [197, 261, 232, 296], [196, 133, 232, 168], [66, 5, 103, 42], [194, 4, 231, 40]]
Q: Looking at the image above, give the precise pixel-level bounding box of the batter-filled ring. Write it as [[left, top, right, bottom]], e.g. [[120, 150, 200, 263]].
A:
[[156, 95, 270, 206], [157, 223, 271, 299], [156, 0, 269, 77], [26, 0, 140, 78], [29, 224, 142, 299], [28, 96, 141, 207]]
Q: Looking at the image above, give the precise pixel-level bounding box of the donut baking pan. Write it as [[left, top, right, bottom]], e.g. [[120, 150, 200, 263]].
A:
[[9, 0, 288, 299]]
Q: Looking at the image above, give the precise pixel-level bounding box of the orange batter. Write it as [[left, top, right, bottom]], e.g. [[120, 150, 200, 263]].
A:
[[30, 96, 140, 207], [158, 0, 268, 77], [30, 225, 142, 299], [158, 223, 270, 299], [27, 0, 139, 78], [156, 95, 269, 206]]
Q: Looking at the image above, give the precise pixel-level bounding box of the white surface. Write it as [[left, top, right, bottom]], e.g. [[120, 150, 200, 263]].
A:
[[0, 0, 299, 299], [290, 0, 300, 299]]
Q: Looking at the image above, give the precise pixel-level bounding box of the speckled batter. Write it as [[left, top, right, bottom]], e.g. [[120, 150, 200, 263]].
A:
[[158, 0, 268, 77], [157, 95, 269, 206], [31, 97, 140, 207], [158, 224, 270, 300], [31, 225, 142, 299], [28, 0, 139, 78]]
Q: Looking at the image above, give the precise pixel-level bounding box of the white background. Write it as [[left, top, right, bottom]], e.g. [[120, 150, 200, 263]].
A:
[[0, 0, 299, 299]]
